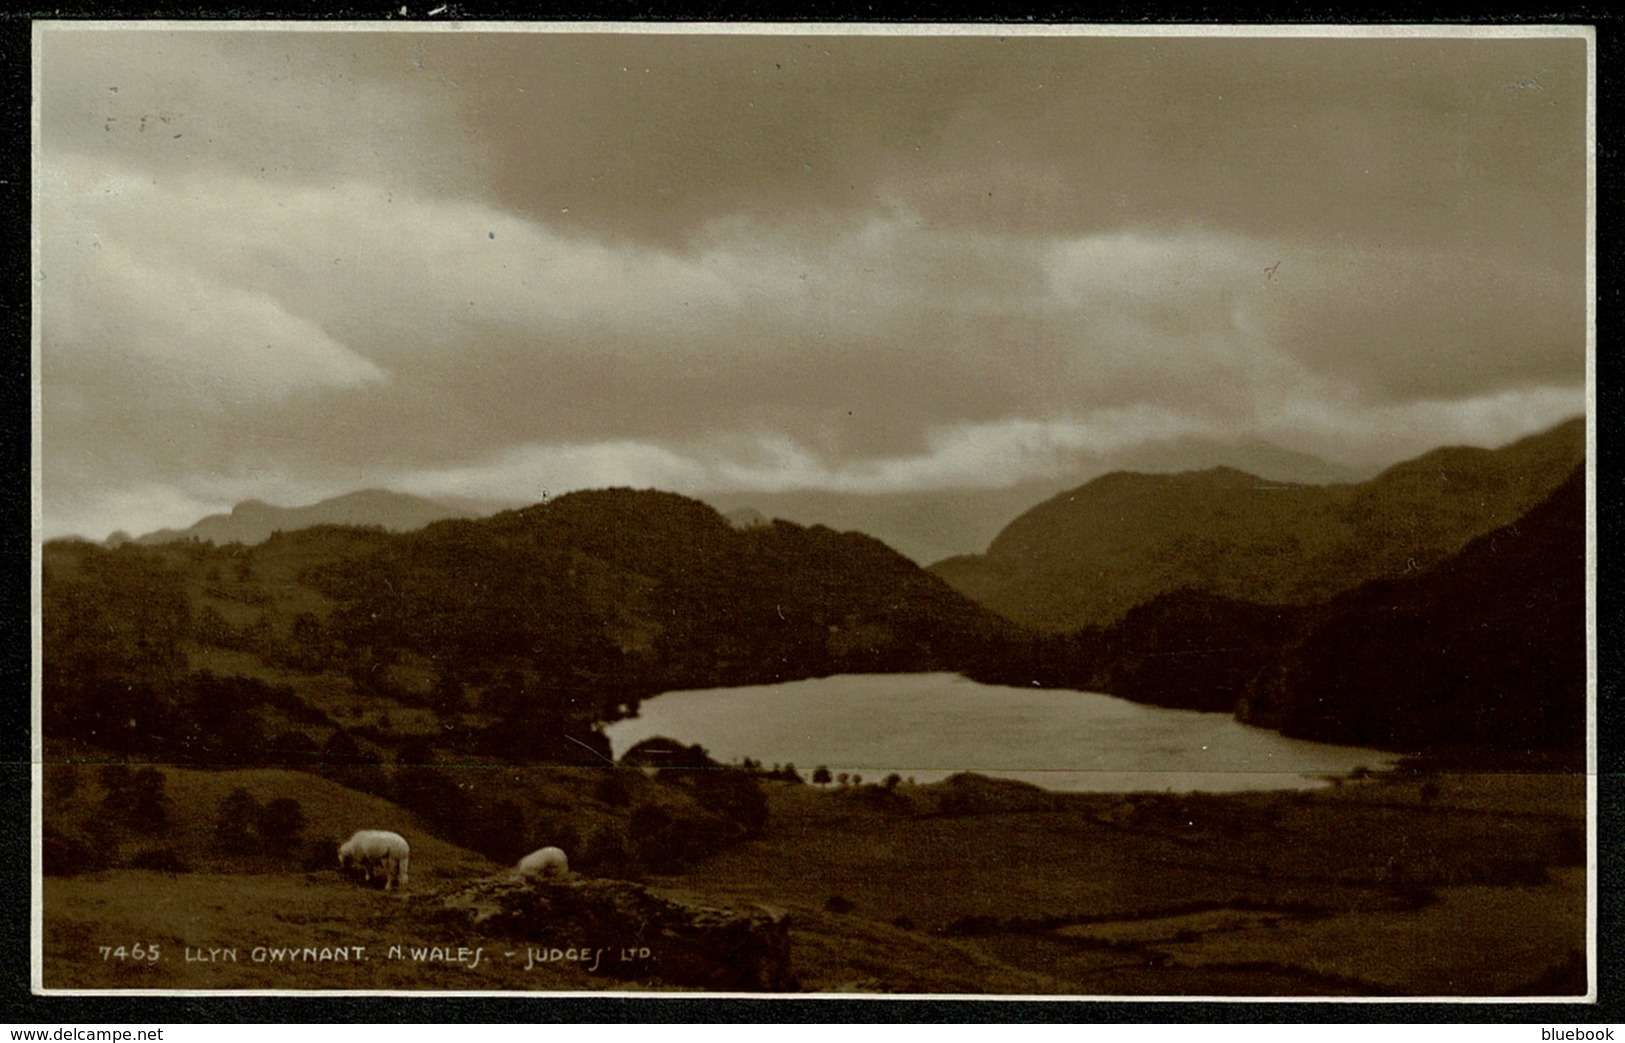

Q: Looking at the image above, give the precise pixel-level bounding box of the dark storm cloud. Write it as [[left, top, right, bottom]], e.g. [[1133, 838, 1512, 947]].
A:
[[401, 33, 1586, 258], [34, 25, 1589, 541]]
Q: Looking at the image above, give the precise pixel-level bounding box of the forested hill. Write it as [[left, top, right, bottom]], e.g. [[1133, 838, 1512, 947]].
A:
[[966, 465, 1588, 757], [932, 417, 1584, 632], [317, 487, 1024, 696], [1241, 463, 1587, 753], [42, 488, 1025, 767]]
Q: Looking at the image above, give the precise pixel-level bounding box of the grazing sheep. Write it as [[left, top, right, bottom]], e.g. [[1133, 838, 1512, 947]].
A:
[[338, 830, 411, 891], [515, 845, 569, 880]]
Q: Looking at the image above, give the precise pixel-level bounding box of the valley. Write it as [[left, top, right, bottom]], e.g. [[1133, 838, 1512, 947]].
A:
[[36, 419, 1592, 997]]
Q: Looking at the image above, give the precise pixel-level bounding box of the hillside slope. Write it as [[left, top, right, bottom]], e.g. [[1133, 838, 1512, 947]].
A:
[[932, 418, 1583, 631], [43, 488, 1027, 778], [1243, 464, 1587, 751], [964, 465, 1587, 757]]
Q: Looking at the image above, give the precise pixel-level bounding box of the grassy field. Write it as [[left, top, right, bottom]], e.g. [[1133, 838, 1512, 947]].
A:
[[39, 767, 1588, 996]]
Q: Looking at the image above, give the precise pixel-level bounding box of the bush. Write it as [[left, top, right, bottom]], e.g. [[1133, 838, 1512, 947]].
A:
[[257, 797, 307, 849], [625, 803, 731, 874], [129, 847, 191, 873], [127, 767, 170, 829], [43, 828, 104, 876], [529, 819, 582, 864], [98, 763, 133, 802], [216, 787, 263, 854], [623, 736, 715, 770], [304, 835, 341, 873], [691, 768, 769, 836], [594, 771, 633, 808], [576, 824, 632, 878]]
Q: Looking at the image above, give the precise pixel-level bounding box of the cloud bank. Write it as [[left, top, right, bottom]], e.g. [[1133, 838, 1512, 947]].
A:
[[36, 27, 1589, 541]]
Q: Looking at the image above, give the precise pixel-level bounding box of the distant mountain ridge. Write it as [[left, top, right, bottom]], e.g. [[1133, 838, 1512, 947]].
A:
[[931, 418, 1585, 631], [704, 435, 1371, 565], [129, 489, 483, 547]]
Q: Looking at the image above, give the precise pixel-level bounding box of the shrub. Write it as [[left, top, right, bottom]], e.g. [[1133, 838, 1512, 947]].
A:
[[257, 797, 308, 850], [127, 767, 170, 830], [43, 828, 103, 876], [626, 804, 730, 874], [98, 763, 133, 804], [623, 736, 714, 771], [824, 894, 856, 914], [129, 847, 191, 873], [304, 835, 341, 873], [594, 771, 633, 808], [691, 768, 769, 836], [216, 787, 263, 854], [576, 824, 631, 878]]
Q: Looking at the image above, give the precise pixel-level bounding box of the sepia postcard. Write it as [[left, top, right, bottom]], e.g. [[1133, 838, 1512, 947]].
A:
[[31, 21, 1595, 1000]]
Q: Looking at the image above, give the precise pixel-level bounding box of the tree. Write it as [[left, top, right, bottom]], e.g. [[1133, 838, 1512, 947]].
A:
[[43, 546, 191, 756], [216, 788, 263, 854], [127, 767, 170, 829], [257, 798, 307, 850], [98, 763, 134, 802], [692, 768, 769, 836], [194, 605, 237, 649], [812, 766, 832, 787]]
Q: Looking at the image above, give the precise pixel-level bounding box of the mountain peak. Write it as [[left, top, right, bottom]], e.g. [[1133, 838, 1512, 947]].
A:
[[137, 489, 483, 547]]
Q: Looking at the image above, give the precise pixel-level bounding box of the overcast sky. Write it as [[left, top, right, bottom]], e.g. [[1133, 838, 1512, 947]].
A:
[[35, 25, 1590, 542]]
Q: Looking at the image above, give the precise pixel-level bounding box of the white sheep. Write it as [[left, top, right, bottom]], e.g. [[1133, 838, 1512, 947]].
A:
[[514, 845, 569, 880], [338, 829, 411, 891]]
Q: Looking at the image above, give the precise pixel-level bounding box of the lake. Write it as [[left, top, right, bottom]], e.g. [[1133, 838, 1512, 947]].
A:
[[604, 673, 1397, 793]]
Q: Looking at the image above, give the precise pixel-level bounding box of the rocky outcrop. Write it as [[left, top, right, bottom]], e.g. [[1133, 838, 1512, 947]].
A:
[[438, 875, 793, 991]]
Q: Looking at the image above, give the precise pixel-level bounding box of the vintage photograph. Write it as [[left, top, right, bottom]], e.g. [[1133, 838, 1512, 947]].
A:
[[34, 22, 1592, 997]]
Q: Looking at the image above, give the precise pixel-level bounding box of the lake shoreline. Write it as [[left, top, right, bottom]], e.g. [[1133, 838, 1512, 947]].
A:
[[607, 672, 1400, 795]]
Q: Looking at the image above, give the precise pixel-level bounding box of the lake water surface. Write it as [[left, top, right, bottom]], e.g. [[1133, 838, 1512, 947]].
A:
[[604, 673, 1397, 793]]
